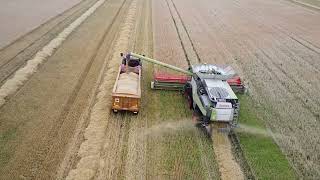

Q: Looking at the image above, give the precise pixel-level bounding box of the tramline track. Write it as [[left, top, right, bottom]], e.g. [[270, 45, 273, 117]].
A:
[[0, 0, 131, 179], [0, 0, 99, 85], [164, 0, 254, 179]]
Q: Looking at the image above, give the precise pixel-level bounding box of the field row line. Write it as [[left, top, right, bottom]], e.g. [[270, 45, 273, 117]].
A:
[[164, 0, 253, 179], [65, 0, 138, 178], [0, 0, 100, 86], [50, 0, 130, 178], [226, 0, 320, 119], [0, 0, 107, 108]]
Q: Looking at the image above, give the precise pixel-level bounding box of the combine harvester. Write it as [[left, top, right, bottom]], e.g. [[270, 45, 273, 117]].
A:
[[112, 52, 245, 134]]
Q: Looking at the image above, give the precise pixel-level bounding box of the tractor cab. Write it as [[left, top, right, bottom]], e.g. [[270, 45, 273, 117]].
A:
[[120, 53, 141, 74]]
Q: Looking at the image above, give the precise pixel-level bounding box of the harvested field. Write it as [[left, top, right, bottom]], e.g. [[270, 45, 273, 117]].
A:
[[0, 0, 131, 178], [0, 0, 319, 179], [166, 0, 320, 178], [212, 130, 244, 180], [0, 0, 81, 48]]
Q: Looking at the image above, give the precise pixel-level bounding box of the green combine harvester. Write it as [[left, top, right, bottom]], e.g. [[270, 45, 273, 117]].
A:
[[118, 52, 246, 134]]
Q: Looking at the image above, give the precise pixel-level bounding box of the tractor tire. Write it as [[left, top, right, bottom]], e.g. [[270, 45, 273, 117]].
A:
[[186, 95, 193, 109], [183, 83, 193, 109]]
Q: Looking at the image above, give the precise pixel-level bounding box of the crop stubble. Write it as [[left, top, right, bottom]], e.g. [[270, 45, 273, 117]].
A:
[[1, 0, 319, 179], [0, 0, 99, 86], [171, 0, 320, 177], [0, 0, 130, 179], [152, 0, 223, 179], [123, 0, 153, 178], [63, 0, 156, 179], [164, 0, 246, 179]]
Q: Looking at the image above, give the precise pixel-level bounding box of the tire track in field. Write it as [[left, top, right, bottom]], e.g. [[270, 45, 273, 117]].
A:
[[165, 0, 248, 179], [211, 5, 319, 176], [0, 0, 129, 179], [212, 130, 244, 180], [231, 0, 320, 56], [194, 131, 215, 180], [0, 0, 93, 54], [169, 0, 202, 64], [56, 0, 130, 175], [164, 0, 191, 67], [229, 0, 320, 103], [0, 0, 99, 85], [228, 0, 320, 109], [65, 0, 137, 179], [94, 1, 139, 178], [36, 0, 130, 178], [210, 0, 320, 118], [65, 0, 151, 179], [123, 0, 151, 178], [0, 0, 97, 64], [225, 0, 320, 55], [165, 1, 222, 177], [0, 0, 107, 107], [196, 0, 320, 176], [256, 47, 320, 119]]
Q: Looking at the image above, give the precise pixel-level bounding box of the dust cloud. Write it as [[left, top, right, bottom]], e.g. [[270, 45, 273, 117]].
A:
[[141, 119, 193, 138], [236, 123, 271, 137], [236, 123, 295, 142]]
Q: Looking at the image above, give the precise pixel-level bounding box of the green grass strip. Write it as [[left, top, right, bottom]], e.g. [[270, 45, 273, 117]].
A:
[[237, 95, 297, 179], [159, 91, 204, 179], [152, 90, 220, 179]]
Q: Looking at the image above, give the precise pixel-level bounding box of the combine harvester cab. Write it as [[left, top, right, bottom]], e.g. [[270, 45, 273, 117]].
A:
[[112, 53, 142, 114]]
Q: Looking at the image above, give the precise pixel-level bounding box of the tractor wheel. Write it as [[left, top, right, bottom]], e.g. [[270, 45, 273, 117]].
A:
[[192, 103, 201, 117], [183, 83, 193, 109], [187, 95, 193, 109]]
